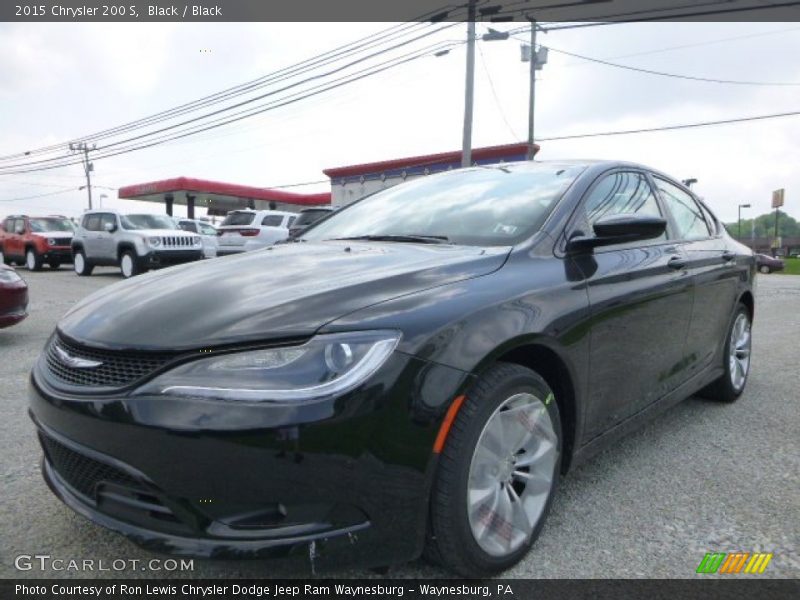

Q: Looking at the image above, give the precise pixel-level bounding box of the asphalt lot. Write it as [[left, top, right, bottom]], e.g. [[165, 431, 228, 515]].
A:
[[1, 267, 798, 579]]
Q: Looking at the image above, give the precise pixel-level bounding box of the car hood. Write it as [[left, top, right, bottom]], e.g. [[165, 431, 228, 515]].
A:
[[129, 229, 196, 237], [58, 241, 509, 350]]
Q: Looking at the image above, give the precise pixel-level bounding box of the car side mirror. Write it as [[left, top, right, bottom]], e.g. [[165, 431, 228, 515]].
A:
[[567, 214, 667, 252], [103, 222, 117, 233]]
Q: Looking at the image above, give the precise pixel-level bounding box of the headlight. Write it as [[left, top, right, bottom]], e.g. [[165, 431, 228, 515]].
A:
[[0, 269, 22, 283], [47, 238, 56, 246], [134, 330, 400, 403], [193, 236, 202, 246], [148, 237, 162, 247]]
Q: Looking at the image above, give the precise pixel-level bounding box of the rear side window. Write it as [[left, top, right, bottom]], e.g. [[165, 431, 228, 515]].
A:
[[585, 172, 662, 224], [699, 202, 718, 235], [261, 215, 284, 227], [655, 178, 710, 240], [222, 212, 255, 226]]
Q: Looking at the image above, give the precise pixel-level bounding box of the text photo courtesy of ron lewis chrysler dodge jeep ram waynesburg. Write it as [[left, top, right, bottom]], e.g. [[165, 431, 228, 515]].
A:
[[29, 161, 755, 576]]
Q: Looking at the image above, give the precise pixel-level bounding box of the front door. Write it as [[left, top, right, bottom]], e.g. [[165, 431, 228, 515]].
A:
[[570, 170, 695, 440]]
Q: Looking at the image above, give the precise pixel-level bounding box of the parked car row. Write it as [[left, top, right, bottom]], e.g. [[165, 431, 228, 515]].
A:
[[0, 207, 334, 280]]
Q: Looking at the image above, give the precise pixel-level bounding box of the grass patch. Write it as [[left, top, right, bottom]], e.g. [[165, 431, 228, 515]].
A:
[[777, 257, 800, 275]]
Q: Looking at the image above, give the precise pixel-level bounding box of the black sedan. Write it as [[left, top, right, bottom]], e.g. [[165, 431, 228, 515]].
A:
[[29, 161, 755, 576], [755, 253, 784, 274]]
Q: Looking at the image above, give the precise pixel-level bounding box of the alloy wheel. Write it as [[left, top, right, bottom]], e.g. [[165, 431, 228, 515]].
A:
[[26, 250, 36, 270], [467, 392, 557, 557], [729, 313, 751, 392], [121, 254, 134, 278], [74, 253, 84, 274]]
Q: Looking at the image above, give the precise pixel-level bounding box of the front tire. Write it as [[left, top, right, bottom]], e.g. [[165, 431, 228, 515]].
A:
[[427, 363, 562, 577], [25, 248, 43, 271], [699, 303, 752, 403], [759, 265, 770, 274], [73, 250, 93, 276], [119, 250, 141, 278]]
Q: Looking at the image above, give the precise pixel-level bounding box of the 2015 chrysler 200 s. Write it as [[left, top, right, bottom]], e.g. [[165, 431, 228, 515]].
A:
[[30, 161, 755, 576]]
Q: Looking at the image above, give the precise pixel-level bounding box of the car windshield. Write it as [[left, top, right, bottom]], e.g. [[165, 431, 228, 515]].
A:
[[302, 164, 585, 246], [197, 223, 217, 235], [120, 214, 177, 230], [29, 218, 74, 232], [221, 212, 255, 226]]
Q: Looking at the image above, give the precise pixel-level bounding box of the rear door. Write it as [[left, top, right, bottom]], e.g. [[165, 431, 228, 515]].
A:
[[5, 219, 23, 258], [571, 170, 695, 439], [653, 177, 739, 375], [258, 214, 287, 245]]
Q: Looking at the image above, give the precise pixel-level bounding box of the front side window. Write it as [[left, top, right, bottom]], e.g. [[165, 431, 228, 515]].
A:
[[197, 223, 217, 236], [101, 214, 118, 231], [580, 171, 666, 242], [303, 164, 585, 247], [29, 218, 74, 233], [120, 214, 175, 230], [655, 178, 710, 240], [178, 221, 197, 233]]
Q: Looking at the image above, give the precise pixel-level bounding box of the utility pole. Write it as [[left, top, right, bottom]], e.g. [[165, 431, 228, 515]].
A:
[[527, 18, 537, 160], [70, 142, 96, 210], [461, 0, 476, 168]]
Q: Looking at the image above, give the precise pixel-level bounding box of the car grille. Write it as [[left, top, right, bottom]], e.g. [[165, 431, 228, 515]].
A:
[[39, 432, 140, 499], [44, 335, 175, 389], [49, 236, 72, 246], [160, 235, 195, 249]]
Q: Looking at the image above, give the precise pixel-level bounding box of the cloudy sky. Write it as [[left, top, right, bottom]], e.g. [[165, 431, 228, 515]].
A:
[[1, 20, 799, 224]]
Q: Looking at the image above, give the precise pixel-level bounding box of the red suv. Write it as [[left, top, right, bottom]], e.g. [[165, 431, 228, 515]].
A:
[[0, 215, 75, 271]]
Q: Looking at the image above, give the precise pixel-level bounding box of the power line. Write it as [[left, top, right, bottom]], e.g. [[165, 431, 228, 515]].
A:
[[0, 27, 463, 174], [0, 39, 467, 175], [542, 45, 800, 86], [537, 109, 800, 142], [477, 43, 521, 142], [0, 187, 78, 203], [0, 9, 471, 165]]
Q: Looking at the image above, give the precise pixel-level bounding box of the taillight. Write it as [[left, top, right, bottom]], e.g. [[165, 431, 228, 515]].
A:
[[240, 229, 260, 237]]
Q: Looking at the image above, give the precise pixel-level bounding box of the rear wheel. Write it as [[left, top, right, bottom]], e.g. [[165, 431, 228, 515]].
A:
[[759, 265, 770, 274], [25, 248, 43, 271], [73, 249, 93, 276], [119, 250, 141, 278], [426, 363, 561, 577], [700, 304, 751, 403]]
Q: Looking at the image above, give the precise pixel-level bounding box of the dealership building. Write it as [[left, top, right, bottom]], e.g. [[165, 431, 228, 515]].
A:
[[118, 142, 536, 216]]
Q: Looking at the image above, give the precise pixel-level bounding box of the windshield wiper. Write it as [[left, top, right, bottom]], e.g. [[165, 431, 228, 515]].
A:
[[329, 234, 451, 244]]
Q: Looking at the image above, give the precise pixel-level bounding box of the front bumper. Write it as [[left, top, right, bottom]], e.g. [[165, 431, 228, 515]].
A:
[[29, 351, 469, 570], [42, 247, 73, 262], [145, 249, 203, 267], [0, 282, 28, 328]]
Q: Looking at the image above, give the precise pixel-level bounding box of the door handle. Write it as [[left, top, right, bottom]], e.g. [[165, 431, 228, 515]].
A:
[[721, 251, 736, 262], [668, 256, 688, 270]]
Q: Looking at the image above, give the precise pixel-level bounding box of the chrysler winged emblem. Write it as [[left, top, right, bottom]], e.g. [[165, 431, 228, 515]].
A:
[[54, 345, 103, 369]]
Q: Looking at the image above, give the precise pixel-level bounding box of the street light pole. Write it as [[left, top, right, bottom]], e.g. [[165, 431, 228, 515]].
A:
[[738, 203, 751, 240], [527, 18, 537, 160], [461, 0, 477, 168]]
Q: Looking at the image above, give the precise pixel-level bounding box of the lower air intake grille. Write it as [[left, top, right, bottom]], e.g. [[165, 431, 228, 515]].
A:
[[39, 432, 140, 500]]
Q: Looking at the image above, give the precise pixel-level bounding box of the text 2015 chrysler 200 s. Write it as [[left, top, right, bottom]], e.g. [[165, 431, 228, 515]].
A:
[[29, 161, 755, 576]]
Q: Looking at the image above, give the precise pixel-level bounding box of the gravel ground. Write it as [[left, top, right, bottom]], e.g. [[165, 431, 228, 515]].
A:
[[1, 268, 797, 579]]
